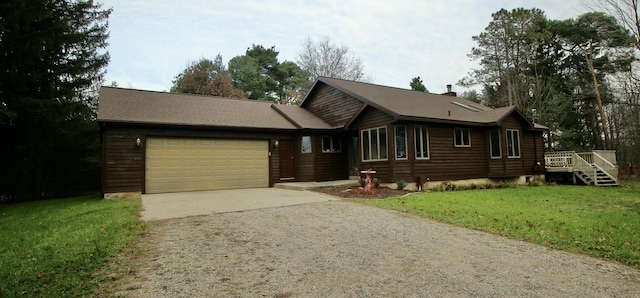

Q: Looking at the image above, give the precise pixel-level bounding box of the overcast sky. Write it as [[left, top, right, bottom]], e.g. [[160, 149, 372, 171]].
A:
[[100, 0, 589, 94]]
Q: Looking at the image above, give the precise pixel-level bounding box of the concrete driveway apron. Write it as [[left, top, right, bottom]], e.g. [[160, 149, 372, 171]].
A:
[[140, 188, 338, 221]]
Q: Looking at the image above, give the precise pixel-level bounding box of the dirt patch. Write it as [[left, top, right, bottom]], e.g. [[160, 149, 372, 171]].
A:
[[309, 185, 414, 199]]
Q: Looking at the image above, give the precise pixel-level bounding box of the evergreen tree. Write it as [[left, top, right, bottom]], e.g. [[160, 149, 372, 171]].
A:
[[409, 77, 428, 92], [0, 0, 111, 200]]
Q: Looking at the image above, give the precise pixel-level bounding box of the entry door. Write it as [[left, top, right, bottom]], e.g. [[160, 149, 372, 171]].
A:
[[279, 139, 295, 180]]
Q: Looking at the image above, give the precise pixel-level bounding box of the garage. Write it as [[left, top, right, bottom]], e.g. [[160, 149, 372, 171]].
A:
[[145, 137, 269, 194]]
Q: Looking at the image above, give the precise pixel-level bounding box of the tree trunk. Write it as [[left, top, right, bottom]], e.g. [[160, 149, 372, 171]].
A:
[[584, 42, 611, 149]]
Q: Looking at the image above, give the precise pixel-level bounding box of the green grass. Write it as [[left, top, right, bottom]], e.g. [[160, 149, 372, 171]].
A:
[[0, 195, 147, 297], [359, 182, 640, 269]]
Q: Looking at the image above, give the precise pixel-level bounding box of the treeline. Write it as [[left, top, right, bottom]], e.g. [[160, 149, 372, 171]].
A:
[[460, 3, 639, 166]]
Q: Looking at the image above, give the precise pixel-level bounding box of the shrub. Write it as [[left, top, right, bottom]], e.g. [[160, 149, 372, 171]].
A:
[[396, 180, 407, 190], [432, 181, 458, 192]]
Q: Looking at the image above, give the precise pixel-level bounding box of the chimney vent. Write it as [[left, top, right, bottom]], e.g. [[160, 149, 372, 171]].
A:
[[446, 84, 452, 93]]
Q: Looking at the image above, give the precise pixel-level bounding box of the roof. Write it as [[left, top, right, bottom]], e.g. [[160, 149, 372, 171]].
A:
[[271, 104, 335, 129], [306, 77, 546, 129], [97, 87, 332, 130]]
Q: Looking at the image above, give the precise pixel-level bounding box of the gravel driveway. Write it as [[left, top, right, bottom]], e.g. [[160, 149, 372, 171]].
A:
[[113, 200, 640, 297]]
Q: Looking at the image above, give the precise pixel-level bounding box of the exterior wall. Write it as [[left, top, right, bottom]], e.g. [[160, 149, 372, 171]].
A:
[[295, 134, 315, 182], [101, 124, 293, 194], [102, 128, 145, 193], [294, 133, 349, 182], [487, 115, 544, 178], [350, 107, 394, 182], [413, 124, 488, 182], [350, 107, 546, 185], [302, 84, 365, 127]]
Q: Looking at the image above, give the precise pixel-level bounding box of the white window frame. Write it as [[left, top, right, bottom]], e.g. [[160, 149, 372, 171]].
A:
[[321, 135, 341, 153], [454, 128, 471, 147], [361, 126, 388, 162], [301, 135, 312, 153], [490, 129, 502, 159], [414, 125, 430, 160], [394, 125, 408, 160], [506, 129, 520, 158]]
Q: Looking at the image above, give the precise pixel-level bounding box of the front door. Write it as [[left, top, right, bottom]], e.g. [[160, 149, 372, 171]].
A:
[[279, 139, 295, 180]]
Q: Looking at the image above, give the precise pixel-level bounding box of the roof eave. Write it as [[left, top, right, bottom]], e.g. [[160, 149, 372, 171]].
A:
[[98, 119, 300, 132], [394, 115, 496, 126]]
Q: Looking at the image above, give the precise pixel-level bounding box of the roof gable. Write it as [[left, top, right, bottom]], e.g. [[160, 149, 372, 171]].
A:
[[97, 87, 330, 130]]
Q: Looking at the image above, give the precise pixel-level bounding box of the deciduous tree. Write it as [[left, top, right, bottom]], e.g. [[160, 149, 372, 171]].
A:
[[297, 36, 367, 81], [171, 56, 247, 98]]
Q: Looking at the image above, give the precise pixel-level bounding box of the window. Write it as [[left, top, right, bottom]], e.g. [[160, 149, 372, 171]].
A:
[[322, 135, 341, 153], [414, 125, 430, 159], [454, 128, 471, 147], [361, 127, 387, 161], [490, 129, 501, 158], [394, 125, 407, 159], [301, 136, 311, 153], [507, 129, 520, 158]]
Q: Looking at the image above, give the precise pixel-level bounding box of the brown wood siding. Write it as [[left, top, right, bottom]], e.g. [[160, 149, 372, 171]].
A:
[[413, 124, 488, 182], [487, 115, 545, 178], [304, 84, 365, 127], [315, 134, 349, 181], [348, 109, 544, 184], [101, 124, 293, 193], [296, 135, 315, 181], [103, 129, 145, 193], [350, 107, 395, 182], [501, 116, 526, 177]]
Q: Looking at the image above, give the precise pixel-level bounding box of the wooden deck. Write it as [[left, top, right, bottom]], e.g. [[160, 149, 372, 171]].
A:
[[544, 150, 618, 186]]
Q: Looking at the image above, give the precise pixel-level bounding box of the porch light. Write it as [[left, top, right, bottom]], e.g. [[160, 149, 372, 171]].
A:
[[273, 140, 279, 149], [135, 138, 142, 147]]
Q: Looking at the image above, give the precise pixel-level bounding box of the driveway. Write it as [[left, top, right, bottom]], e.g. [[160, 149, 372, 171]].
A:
[[140, 188, 338, 221], [112, 200, 640, 297]]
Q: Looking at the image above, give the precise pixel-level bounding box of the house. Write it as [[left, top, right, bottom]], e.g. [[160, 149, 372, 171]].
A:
[[97, 77, 546, 195]]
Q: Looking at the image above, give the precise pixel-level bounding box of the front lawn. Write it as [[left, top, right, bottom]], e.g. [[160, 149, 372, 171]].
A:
[[359, 182, 640, 269], [0, 195, 147, 296]]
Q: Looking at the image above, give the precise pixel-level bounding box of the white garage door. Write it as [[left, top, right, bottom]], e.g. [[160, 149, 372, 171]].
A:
[[145, 137, 269, 194]]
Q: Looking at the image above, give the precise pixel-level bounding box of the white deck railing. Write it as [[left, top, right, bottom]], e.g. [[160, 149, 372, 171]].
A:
[[544, 150, 618, 185]]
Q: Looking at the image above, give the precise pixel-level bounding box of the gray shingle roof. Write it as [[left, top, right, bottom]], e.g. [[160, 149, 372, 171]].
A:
[[97, 87, 301, 130]]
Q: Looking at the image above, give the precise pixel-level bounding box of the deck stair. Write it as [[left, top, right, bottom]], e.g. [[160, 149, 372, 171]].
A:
[[544, 150, 618, 186]]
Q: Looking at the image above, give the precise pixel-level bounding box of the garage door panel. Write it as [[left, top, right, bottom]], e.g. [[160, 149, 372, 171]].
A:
[[145, 137, 268, 194]]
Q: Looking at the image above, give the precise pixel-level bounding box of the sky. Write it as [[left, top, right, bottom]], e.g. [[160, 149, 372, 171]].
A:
[[100, 0, 589, 94]]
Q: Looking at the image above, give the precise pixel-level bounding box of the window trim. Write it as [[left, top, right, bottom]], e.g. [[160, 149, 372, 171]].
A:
[[361, 126, 388, 162], [321, 135, 341, 153], [394, 125, 408, 160], [506, 129, 521, 158], [301, 135, 312, 153], [490, 129, 502, 159], [414, 125, 430, 160], [454, 128, 471, 147]]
